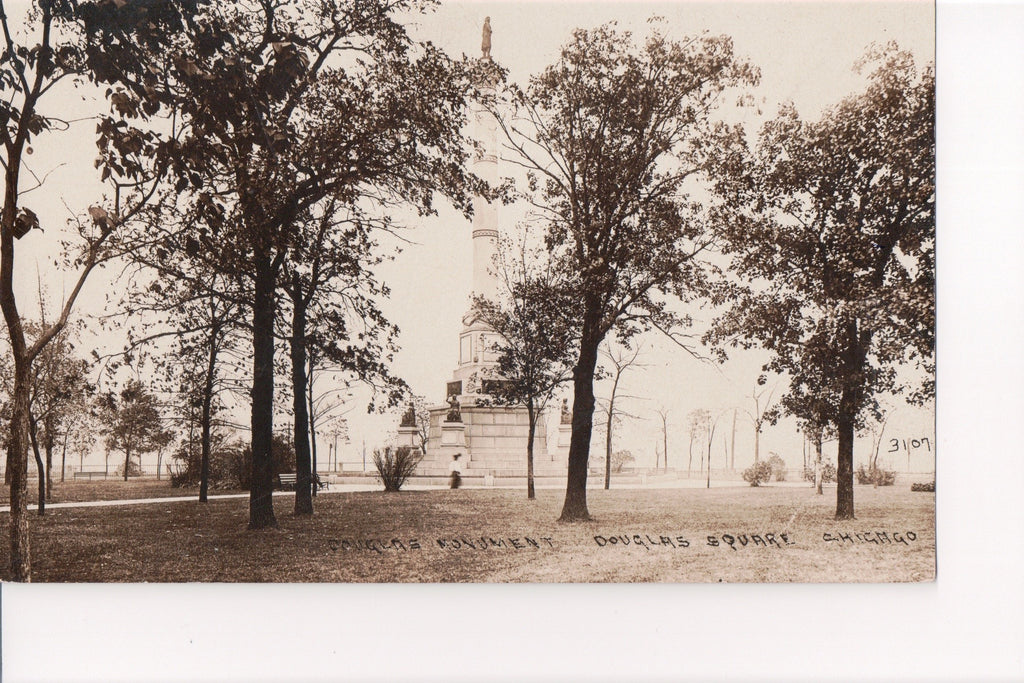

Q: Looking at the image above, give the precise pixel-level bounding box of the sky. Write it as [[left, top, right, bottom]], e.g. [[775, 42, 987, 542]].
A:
[[3, 1, 937, 473]]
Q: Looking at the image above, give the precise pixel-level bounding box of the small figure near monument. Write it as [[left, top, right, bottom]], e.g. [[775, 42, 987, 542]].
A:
[[560, 398, 572, 425], [449, 453, 463, 489], [481, 17, 492, 59], [446, 393, 462, 422]]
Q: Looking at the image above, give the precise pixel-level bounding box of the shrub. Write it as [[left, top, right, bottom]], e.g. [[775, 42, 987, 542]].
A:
[[373, 446, 422, 492], [856, 464, 897, 486], [766, 454, 786, 482], [802, 462, 837, 484], [116, 458, 144, 478], [742, 461, 773, 487], [911, 481, 935, 492], [169, 434, 293, 490]]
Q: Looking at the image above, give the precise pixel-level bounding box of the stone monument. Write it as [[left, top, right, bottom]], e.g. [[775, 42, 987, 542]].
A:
[[419, 21, 566, 481]]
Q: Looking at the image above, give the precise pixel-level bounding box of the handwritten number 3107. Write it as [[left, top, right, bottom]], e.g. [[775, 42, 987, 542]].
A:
[[889, 437, 931, 453]]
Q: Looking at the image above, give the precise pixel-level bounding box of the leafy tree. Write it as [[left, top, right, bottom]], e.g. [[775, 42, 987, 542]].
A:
[[475, 238, 577, 499], [97, 379, 172, 482], [119, 0, 483, 529], [496, 23, 758, 520], [0, 0, 190, 579], [282, 201, 403, 514], [26, 321, 92, 513], [709, 44, 934, 519]]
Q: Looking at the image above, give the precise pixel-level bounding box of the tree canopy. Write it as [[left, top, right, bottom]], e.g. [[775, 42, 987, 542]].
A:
[[496, 22, 759, 519], [708, 43, 935, 519]]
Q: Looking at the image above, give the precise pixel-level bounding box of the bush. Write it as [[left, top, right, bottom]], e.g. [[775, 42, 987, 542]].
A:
[[742, 461, 773, 487], [856, 464, 896, 486], [169, 434, 294, 490], [116, 457, 144, 478], [766, 454, 786, 482], [802, 462, 837, 484], [911, 481, 935, 492], [373, 446, 422, 492]]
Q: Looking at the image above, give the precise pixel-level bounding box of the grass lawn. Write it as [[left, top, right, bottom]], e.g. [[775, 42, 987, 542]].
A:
[[0, 479, 245, 506], [0, 483, 934, 582]]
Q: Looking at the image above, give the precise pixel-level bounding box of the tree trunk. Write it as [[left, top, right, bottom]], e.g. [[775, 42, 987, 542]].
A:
[[123, 443, 132, 482], [730, 410, 736, 470], [754, 424, 760, 464], [249, 259, 278, 529], [835, 407, 855, 519], [290, 275, 313, 516], [662, 416, 668, 473], [687, 435, 693, 475], [603, 404, 613, 490], [526, 399, 536, 500], [60, 428, 69, 483], [559, 321, 601, 522], [43, 413, 53, 499], [199, 323, 219, 503], [307, 357, 318, 498], [814, 427, 823, 496], [29, 414, 45, 516], [6, 362, 32, 580], [835, 319, 866, 520]]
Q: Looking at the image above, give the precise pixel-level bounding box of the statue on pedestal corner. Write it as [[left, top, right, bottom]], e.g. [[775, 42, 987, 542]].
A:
[[400, 402, 416, 428], [446, 394, 462, 422]]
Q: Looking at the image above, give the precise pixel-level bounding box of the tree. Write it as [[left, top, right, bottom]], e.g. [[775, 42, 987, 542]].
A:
[[411, 395, 431, 457], [112, 265, 247, 502], [0, 1, 189, 580], [496, 23, 758, 520], [25, 320, 92, 513], [611, 449, 634, 473], [654, 406, 670, 473], [744, 377, 779, 464], [476, 239, 577, 499], [710, 44, 934, 519], [120, 1, 483, 529], [98, 379, 172, 482], [686, 408, 710, 476], [282, 201, 404, 515], [595, 344, 644, 489]]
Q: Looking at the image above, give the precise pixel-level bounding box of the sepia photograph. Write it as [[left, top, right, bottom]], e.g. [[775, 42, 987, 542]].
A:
[[0, 0, 1016, 680]]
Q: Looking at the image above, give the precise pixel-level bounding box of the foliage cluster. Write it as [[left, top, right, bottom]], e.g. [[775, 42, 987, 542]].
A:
[[803, 463, 837, 484], [742, 461, 773, 487], [169, 434, 294, 490], [372, 446, 422, 492], [856, 465, 896, 487]]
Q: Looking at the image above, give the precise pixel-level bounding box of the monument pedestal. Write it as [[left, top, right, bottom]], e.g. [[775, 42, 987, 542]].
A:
[[556, 422, 572, 456], [396, 425, 421, 453]]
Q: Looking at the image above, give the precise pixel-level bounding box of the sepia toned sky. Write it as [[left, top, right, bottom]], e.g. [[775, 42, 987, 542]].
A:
[[5, 1, 936, 471]]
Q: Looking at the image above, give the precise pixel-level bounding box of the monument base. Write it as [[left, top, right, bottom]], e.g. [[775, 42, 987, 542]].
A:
[[419, 402, 565, 478]]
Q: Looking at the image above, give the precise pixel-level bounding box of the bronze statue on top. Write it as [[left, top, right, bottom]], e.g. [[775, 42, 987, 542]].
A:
[[481, 17, 492, 59]]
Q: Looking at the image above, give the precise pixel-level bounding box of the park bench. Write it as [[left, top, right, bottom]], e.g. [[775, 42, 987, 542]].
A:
[[73, 471, 107, 480], [277, 473, 327, 491]]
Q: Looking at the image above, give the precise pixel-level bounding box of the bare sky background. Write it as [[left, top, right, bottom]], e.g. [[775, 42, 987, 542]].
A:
[[4, 1, 936, 472]]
